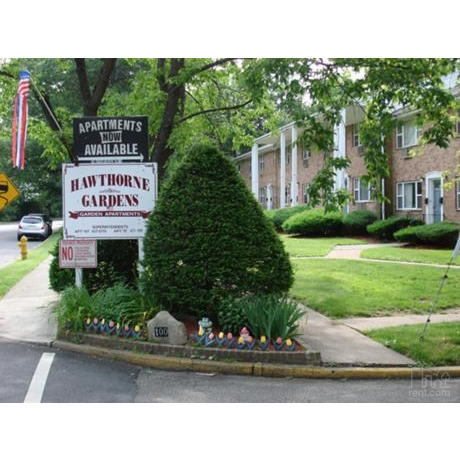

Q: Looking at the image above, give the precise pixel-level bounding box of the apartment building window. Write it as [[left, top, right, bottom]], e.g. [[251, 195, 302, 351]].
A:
[[302, 183, 310, 204], [353, 178, 370, 202], [396, 122, 422, 149], [286, 145, 291, 165], [303, 149, 311, 168], [259, 187, 266, 206], [259, 154, 264, 176], [285, 184, 291, 205], [456, 180, 460, 210], [352, 124, 362, 147], [396, 181, 422, 210]]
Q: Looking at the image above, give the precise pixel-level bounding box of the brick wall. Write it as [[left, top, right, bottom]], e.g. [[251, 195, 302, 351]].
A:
[[390, 128, 460, 223], [236, 124, 460, 224], [346, 125, 382, 216]]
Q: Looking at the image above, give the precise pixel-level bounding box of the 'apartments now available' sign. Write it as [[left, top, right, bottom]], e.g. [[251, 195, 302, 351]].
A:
[[63, 163, 157, 239], [73, 116, 148, 163]]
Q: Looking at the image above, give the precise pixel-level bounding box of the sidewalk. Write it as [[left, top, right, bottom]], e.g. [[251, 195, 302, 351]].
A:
[[297, 305, 415, 366], [326, 242, 402, 260], [324, 242, 460, 269], [342, 310, 460, 331], [0, 257, 57, 345]]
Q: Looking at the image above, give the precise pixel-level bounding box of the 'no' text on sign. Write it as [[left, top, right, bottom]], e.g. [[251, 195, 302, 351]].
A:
[[59, 239, 97, 269]]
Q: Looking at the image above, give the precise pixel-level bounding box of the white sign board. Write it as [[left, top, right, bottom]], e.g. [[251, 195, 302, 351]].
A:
[[59, 239, 97, 268], [63, 163, 157, 239]]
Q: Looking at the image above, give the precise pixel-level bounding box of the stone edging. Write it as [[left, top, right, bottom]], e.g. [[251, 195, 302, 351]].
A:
[[58, 331, 321, 365]]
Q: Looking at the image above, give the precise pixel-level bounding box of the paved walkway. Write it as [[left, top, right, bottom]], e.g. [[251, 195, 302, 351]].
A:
[[326, 242, 402, 259], [297, 305, 415, 365], [0, 257, 58, 345], [319, 242, 460, 269], [342, 310, 460, 331]]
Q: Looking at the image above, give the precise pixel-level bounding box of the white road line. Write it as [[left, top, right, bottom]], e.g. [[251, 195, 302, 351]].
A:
[[24, 352, 55, 403]]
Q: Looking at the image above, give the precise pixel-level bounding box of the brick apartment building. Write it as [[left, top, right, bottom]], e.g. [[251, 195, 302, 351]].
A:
[[235, 104, 460, 224]]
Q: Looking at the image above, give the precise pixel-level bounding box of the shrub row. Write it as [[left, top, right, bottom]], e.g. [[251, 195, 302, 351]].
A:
[[282, 208, 343, 236], [394, 221, 460, 248], [366, 217, 423, 240], [280, 208, 377, 237], [264, 205, 310, 231]]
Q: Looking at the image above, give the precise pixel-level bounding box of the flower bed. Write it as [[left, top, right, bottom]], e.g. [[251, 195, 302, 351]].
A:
[[59, 330, 321, 365]]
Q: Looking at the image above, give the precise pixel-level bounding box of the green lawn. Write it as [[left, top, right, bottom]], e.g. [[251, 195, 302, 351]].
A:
[[361, 246, 459, 266], [366, 322, 460, 366], [280, 235, 367, 257], [0, 233, 60, 299], [290, 259, 460, 318]]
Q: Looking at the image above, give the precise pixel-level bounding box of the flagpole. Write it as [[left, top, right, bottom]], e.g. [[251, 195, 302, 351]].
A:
[[29, 77, 64, 134], [419, 230, 460, 341], [29, 75, 77, 164]]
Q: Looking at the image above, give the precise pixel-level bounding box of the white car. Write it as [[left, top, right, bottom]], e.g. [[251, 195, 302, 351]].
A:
[[17, 215, 52, 241]]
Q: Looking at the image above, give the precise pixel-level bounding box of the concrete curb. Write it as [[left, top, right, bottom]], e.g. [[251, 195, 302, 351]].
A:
[[52, 340, 460, 380], [0, 334, 55, 348]]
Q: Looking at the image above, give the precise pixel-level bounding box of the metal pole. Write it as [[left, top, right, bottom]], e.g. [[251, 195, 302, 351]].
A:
[[29, 77, 63, 133], [75, 268, 83, 288], [138, 238, 144, 274], [420, 231, 460, 340]]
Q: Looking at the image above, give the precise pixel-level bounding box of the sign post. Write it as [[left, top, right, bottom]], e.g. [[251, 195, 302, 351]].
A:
[[59, 239, 97, 288], [75, 268, 83, 288]]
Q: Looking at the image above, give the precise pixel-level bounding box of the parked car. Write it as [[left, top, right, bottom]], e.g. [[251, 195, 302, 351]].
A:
[[28, 214, 53, 235], [17, 215, 52, 241]]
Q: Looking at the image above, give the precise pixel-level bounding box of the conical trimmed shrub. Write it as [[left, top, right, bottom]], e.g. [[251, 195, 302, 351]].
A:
[[141, 144, 293, 318]]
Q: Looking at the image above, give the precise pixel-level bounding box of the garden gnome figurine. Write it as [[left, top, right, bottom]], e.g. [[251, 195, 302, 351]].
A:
[[240, 327, 250, 342], [198, 317, 213, 335]]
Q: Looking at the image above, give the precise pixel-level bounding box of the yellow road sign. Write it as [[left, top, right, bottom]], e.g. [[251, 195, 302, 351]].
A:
[[0, 171, 21, 212]]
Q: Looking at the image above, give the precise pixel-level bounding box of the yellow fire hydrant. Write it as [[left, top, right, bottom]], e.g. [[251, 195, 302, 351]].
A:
[[18, 235, 28, 260]]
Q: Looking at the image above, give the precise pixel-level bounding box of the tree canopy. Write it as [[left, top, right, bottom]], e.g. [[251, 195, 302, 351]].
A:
[[1, 58, 459, 217]]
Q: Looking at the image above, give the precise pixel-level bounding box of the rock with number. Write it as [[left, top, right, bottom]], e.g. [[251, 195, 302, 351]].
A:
[[147, 310, 187, 345]]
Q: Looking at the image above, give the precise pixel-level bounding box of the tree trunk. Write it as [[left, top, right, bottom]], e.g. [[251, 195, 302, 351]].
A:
[[152, 58, 185, 181]]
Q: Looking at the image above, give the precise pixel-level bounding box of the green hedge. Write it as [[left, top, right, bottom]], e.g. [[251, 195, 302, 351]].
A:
[[392, 226, 420, 245], [394, 222, 460, 248], [49, 236, 139, 293], [366, 217, 423, 240], [343, 210, 378, 235], [282, 208, 343, 236], [265, 205, 310, 231], [141, 144, 293, 319]]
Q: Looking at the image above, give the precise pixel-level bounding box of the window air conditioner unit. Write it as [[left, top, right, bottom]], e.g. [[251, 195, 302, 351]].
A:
[[401, 147, 413, 158]]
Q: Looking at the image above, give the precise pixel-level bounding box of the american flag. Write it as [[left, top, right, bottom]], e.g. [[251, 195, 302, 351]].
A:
[[11, 70, 31, 170]]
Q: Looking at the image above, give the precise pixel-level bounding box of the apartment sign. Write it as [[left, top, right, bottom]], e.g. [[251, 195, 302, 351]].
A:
[[63, 163, 157, 239], [73, 116, 148, 163]]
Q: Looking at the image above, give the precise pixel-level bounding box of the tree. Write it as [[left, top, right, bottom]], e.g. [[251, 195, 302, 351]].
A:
[[102, 58, 276, 179], [2, 58, 459, 210], [141, 143, 293, 318], [0, 137, 61, 220], [240, 58, 460, 209]]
